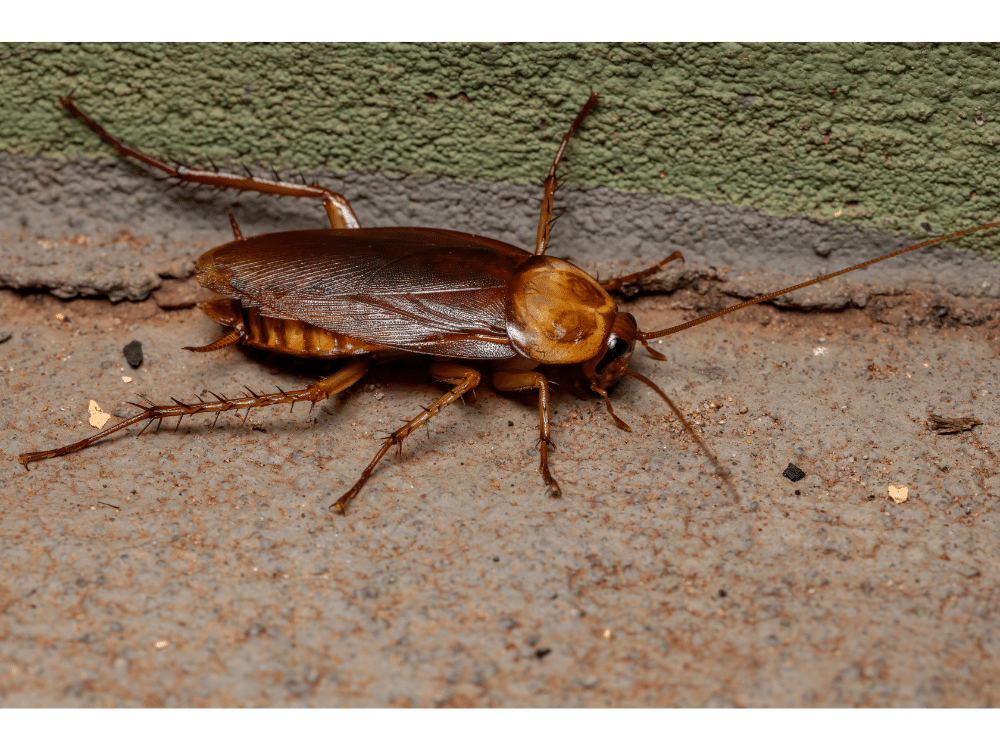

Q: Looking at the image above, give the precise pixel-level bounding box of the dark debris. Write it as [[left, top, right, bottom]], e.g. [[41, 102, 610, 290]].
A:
[[123, 340, 144, 368], [782, 463, 806, 482]]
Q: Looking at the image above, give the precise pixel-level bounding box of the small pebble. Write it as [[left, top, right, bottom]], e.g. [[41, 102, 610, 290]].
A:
[[123, 340, 143, 368], [782, 463, 806, 482]]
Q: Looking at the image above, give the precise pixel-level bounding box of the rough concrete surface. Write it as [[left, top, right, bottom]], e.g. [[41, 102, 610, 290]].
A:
[[4, 43, 1000, 257], [1, 277, 998, 707], [4, 155, 1000, 304]]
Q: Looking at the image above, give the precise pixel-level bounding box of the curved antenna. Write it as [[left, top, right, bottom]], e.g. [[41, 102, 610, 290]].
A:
[[625, 369, 738, 504], [640, 221, 1000, 341]]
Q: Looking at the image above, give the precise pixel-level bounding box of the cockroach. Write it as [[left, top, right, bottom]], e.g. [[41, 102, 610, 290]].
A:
[[17, 94, 1000, 514]]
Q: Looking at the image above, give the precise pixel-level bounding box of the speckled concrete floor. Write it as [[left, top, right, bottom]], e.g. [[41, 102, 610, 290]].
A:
[[1, 279, 997, 707]]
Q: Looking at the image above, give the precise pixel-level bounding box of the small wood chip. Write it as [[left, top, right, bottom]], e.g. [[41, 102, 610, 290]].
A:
[[88, 399, 111, 429], [928, 414, 982, 434], [888, 485, 909, 504]]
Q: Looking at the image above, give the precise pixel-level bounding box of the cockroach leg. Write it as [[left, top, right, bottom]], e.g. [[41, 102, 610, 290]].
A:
[[639, 339, 667, 361], [330, 363, 482, 515], [591, 386, 632, 432], [600, 251, 685, 292], [18, 357, 372, 468], [183, 299, 246, 352], [492, 370, 561, 497], [183, 328, 243, 353], [59, 96, 361, 230], [226, 207, 244, 241], [534, 93, 600, 257]]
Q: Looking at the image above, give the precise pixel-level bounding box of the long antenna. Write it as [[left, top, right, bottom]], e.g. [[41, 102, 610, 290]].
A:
[[625, 369, 738, 503], [640, 221, 1000, 341]]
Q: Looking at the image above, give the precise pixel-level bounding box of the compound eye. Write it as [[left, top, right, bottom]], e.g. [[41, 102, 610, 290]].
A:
[[595, 334, 630, 374]]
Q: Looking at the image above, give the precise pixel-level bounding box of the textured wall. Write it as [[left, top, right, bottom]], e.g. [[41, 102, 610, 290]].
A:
[[2, 42, 999, 258]]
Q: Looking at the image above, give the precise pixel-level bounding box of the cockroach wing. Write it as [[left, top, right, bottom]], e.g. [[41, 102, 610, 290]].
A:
[[197, 228, 532, 358]]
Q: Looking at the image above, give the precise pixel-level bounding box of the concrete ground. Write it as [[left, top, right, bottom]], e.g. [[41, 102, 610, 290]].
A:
[[1, 269, 998, 706]]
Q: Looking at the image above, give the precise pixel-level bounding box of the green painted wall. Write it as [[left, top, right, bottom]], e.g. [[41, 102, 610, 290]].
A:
[[2, 42, 998, 258]]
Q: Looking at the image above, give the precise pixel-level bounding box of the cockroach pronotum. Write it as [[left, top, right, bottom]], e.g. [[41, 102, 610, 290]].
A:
[[17, 94, 1000, 514]]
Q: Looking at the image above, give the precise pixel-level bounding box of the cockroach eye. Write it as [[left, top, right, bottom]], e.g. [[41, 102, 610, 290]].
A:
[[595, 334, 630, 374]]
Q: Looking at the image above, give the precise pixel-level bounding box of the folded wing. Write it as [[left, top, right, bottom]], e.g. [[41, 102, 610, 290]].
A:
[[196, 227, 530, 358]]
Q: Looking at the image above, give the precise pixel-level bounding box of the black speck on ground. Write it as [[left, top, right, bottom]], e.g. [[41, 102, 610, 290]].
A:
[[783, 463, 806, 482], [123, 340, 143, 368]]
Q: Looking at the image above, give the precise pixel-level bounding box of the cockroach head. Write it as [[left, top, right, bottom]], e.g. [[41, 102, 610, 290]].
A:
[[583, 312, 638, 392]]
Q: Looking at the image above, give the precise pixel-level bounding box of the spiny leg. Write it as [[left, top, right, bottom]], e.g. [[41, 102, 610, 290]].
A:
[[534, 93, 599, 256], [600, 251, 684, 292], [226, 207, 244, 240], [19, 357, 371, 467], [492, 370, 561, 497], [60, 96, 361, 230], [330, 362, 481, 515]]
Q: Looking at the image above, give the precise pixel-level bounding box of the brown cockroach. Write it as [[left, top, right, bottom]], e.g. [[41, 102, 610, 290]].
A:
[[18, 95, 1000, 513]]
